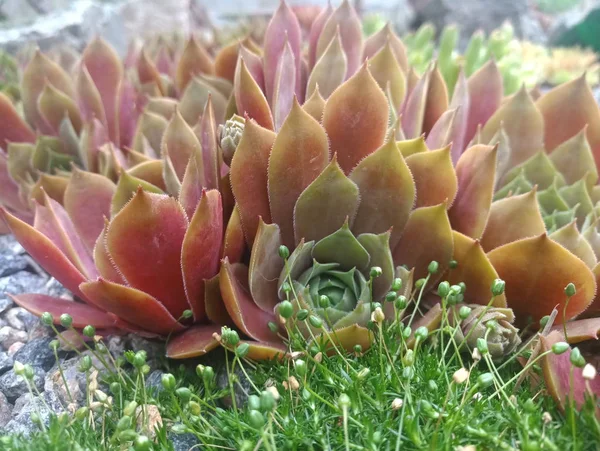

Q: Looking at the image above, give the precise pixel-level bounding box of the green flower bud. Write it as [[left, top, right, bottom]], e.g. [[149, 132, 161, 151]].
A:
[[225, 329, 240, 346], [395, 295, 407, 310], [539, 315, 550, 329], [83, 325, 96, 338], [75, 406, 89, 421], [118, 430, 137, 442], [402, 366, 414, 380], [570, 347, 585, 368], [338, 393, 351, 408], [391, 278, 403, 291], [161, 373, 176, 391], [477, 372, 494, 388], [282, 281, 292, 294], [319, 295, 330, 309], [295, 359, 307, 377], [523, 398, 537, 413], [491, 279, 505, 296], [267, 322, 278, 333], [370, 267, 383, 278], [59, 313, 73, 328], [189, 401, 201, 416], [49, 340, 60, 351], [353, 344, 362, 354], [133, 352, 146, 368], [438, 281, 450, 298], [552, 342, 569, 355], [428, 380, 438, 391], [41, 312, 53, 326], [260, 390, 276, 411], [449, 259, 458, 269], [402, 349, 415, 367], [278, 301, 294, 319], [182, 309, 193, 319], [236, 342, 250, 358], [383, 292, 395, 303], [415, 278, 425, 289], [414, 326, 429, 342], [116, 415, 132, 431], [309, 315, 323, 329], [476, 337, 489, 355], [110, 382, 121, 395], [459, 306, 472, 320], [123, 401, 138, 417], [248, 410, 265, 429], [402, 326, 412, 339], [248, 395, 261, 411], [203, 366, 215, 385], [296, 309, 309, 321], [30, 412, 41, 425], [565, 283, 576, 297], [278, 245, 290, 260], [428, 260, 439, 274], [458, 282, 466, 294], [134, 435, 152, 451], [78, 355, 92, 373], [176, 387, 192, 403], [23, 364, 34, 380]]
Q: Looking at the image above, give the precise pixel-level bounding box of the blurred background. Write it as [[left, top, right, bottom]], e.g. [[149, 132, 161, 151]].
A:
[[0, 0, 598, 96]]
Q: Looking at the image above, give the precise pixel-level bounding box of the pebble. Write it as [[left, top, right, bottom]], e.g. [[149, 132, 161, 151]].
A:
[[5, 308, 37, 332], [0, 298, 13, 316], [2, 390, 64, 437], [145, 370, 166, 394], [0, 366, 45, 403], [0, 352, 12, 376], [0, 392, 11, 427], [7, 342, 25, 356], [13, 338, 58, 372], [170, 432, 202, 451], [0, 326, 28, 350]]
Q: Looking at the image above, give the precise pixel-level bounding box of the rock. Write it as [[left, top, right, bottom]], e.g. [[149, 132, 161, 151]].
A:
[[0, 366, 45, 403], [5, 307, 37, 332], [43, 278, 73, 300], [0, 392, 11, 427], [135, 404, 163, 437], [27, 320, 53, 341], [216, 358, 253, 409], [0, 235, 29, 278], [13, 338, 58, 371], [0, 352, 12, 376], [170, 432, 202, 451], [3, 390, 64, 437], [409, 0, 547, 45], [0, 298, 13, 316], [129, 335, 165, 364], [0, 326, 28, 350], [44, 354, 90, 407], [0, 271, 47, 307], [145, 370, 165, 394], [7, 342, 25, 356], [106, 335, 129, 357]]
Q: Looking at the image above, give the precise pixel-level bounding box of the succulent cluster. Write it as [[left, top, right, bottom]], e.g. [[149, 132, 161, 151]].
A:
[[0, 0, 599, 415]]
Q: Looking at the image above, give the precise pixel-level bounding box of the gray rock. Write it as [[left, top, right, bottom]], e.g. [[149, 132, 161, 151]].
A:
[[145, 369, 165, 394], [0, 326, 28, 350], [0, 392, 11, 427], [0, 298, 13, 316], [43, 277, 73, 300], [129, 334, 165, 365], [170, 432, 202, 451], [7, 342, 25, 356], [13, 338, 58, 371], [106, 334, 129, 357], [0, 352, 12, 376], [0, 271, 47, 307], [28, 320, 53, 342], [44, 354, 91, 407], [0, 366, 45, 403], [216, 358, 253, 409], [0, 235, 29, 278], [5, 307, 37, 332], [3, 390, 64, 437]]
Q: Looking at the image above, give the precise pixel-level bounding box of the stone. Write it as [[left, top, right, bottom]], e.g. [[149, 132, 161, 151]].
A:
[[44, 354, 90, 407], [135, 404, 163, 437], [0, 391, 11, 427], [5, 307, 37, 331], [0, 235, 29, 278], [28, 320, 53, 341], [0, 366, 45, 403], [216, 358, 253, 409], [0, 326, 28, 350], [145, 369, 165, 394], [129, 334, 165, 363], [3, 390, 64, 437], [170, 432, 202, 451], [13, 338, 58, 371], [0, 271, 47, 307], [7, 342, 25, 356], [0, 298, 13, 315], [0, 352, 12, 376]]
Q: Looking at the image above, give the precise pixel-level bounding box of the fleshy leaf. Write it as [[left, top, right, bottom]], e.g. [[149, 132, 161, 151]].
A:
[[38, 82, 82, 134], [0, 94, 35, 148], [268, 100, 329, 248], [80, 279, 185, 335], [357, 231, 394, 301], [111, 172, 163, 217], [465, 60, 503, 145], [447, 231, 506, 307], [223, 206, 246, 264], [312, 221, 370, 272], [559, 178, 595, 227], [263, 0, 301, 103], [31, 174, 68, 206], [132, 111, 168, 157], [234, 60, 274, 130], [406, 304, 442, 349], [550, 318, 600, 344], [392, 203, 453, 286], [220, 259, 280, 343], [480, 189, 546, 252], [363, 23, 408, 72], [313, 324, 373, 354], [316, 0, 363, 79], [349, 138, 415, 248], [1, 209, 89, 300], [448, 69, 470, 162], [249, 219, 285, 312], [481, 85, 544, 168], [368, 41, 406, 113], [422, 65, 449, 136], [307, 31, 347, 99], [272, 40, 297, 130], [401, 67, 430, 139], [11, 294, 116, 329], [448, 144, 497, 239], [93, 221, 124, 283], [161, 108, 202, 181], [536, 75, 600, 173], [179, 77, 228, 125], [81, 38, 123, 143], [406, 145, 457, 208], [126, 160, 166, 191], [540, 331, 600, 412], [106, 190, 190, 318], [294, 156, 359, 244], [303, 86, 326, 122], [502, 151, 564, 191], [175, 36, 214, 92], [323, 64, 388, 174], [181, 190, 223, 321], [198, 97, 220, 190], [166, 324, 222, 359], [549, 126, 598, 187], [397, 136, 428, 157], [64, 168, 116, 253], [487, 234, 596, 323], [549, 222, 597, 269], [308, 3, 334, 69]]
